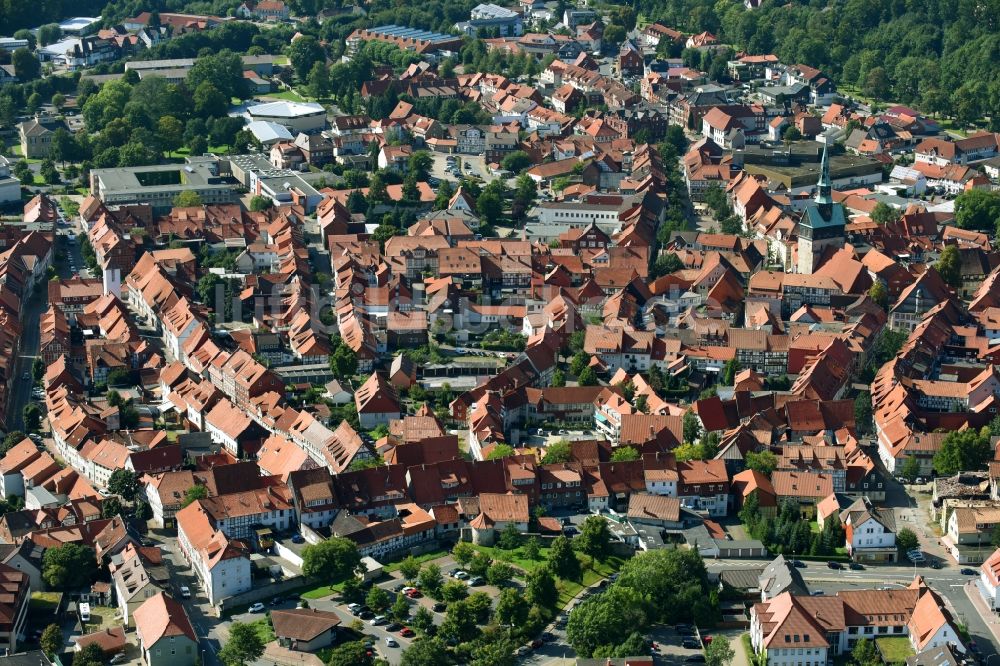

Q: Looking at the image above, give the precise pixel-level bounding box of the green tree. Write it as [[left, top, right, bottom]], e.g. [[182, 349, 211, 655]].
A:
[[933, 428, 991, 475], [301, 537, 361, 583], [551, 368, 566, 387], [325, 641, 375, 666], [495, 523, 519, 551], [936, 245, 962, 288], [366, 586, 391, 613], [868, 281, 889, 309], [399, 555, 421, 581], [486, 444, 516, 460], [577, 515, 612, 560], [542, 440, 572, 464], [193, 81, 228, 119], [610, 446, 639, 462], [871, 202, 898, 225], [615, 548, 713, 624], [566, 586, 648, 657], [578, 366, 598, 386], [452, 542, 476, 567], [1, 431, 26, 457], [896, 528, 919, 554], [408, 150, 433, 179], [289, 35, 325, 80], [476, 190, 504, 227], [390, 592, 411, 622], [157, 115, 184, 156], [548, 535, 581, 581], [782, 125, 802, 142], [851, 638, 880, 666], [745, 451, 777, 475], [249, 195, 272, 212], [329, 339, 359, 380], [487, 561, 515, 587], [441, 579, 469, 602], [411, 606, 434, 635], [721, 358, 740, 385], [706, 636, 736, 666], [683, 410, 702, 444], [954, 190, 1000, 231], [40, 623, 62, 657], [494, 588, 529, 626], [107, 469, 139, 501], [307, 62, 331, 98], [23, 404, 41, 433], [173, 191, 204, 207], [854, 393, 874, 436], [12, 48, 40, 80], [526, 565, 558, 608], [418, 563, 444, 598], [32, 357, 44, 381], [500, 151, 532, 173], [42, 543, 97, 590], [523, 536, 542, 561], [901, 456, 921, 483], [401, 636, 452, 666], [218, 621, 265, 666]]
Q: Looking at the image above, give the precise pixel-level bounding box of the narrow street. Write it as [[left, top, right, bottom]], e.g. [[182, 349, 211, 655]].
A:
[[7, 283, 45, 431]]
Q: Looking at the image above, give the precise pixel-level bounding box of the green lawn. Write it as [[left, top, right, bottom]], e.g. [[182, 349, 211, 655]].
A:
[[300, 580, 346, 600], [29, 592, 62, 612], [468, 544, 552, 573], [383, 549, 450, 573], [554, 556, 625, 608], [875, 636, 914, 663], [167, 145, 231, 159], [248, 618, 276, 644], [266, 89, 309, 102]]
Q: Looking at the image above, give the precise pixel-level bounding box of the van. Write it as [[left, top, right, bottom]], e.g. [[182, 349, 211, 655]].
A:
[[80, 602, 91, 622]]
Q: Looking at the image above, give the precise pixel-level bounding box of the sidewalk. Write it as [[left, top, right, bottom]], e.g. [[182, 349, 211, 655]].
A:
[[964, 580, 1000, 640]]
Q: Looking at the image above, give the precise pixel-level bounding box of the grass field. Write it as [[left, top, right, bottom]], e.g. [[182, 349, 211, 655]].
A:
[[875, 636, 914, 662], [248, 618, 276, 644], [300, 580, 346, 600], [384, 549, 451, 573]]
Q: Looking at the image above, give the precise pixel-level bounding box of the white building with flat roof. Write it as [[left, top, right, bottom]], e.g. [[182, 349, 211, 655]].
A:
[[246, 101, 327, 133]]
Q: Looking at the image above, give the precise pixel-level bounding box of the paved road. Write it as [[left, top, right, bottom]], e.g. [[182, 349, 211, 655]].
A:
[[7, 275, 46, 431]]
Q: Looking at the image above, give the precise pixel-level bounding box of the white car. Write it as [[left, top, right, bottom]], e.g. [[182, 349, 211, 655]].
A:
[[452, 570, 469, 580], [370, 615, 387, 626], [180, 586, 191, 599], [402, 586, 416, 595], [385, 637, 398, 648], [248, 602, 265, 613], [109, 653, 128, 664]]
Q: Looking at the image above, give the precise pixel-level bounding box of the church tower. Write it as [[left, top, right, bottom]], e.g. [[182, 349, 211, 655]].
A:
[[797, 145, 846, 274]]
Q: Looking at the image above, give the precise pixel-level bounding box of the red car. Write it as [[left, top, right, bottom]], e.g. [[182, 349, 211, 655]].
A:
[[400, 627, 415, 637], [703, 636, 714, 645], [406, 589, 422, 599]]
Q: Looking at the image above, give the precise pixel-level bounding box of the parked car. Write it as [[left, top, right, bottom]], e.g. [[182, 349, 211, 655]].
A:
[[791, 560, 806, 568], [962, 568, 977, 575], [291, 534, 305, 544], [386, 622, 402, 632], [452, 570, 469, 580], [248, 602, 265, 613], [467, 576, 485, 586], [109, 653, 128, 664], [406, 589, 422, 598], [849, 562, 864, 570], [541, 632, 555, 642], [347, 603, 361, 613], [827, 561, 842, 570], [686, 656, 706, 663], [180, 586, 191, 598], [370, 615, 387, 626], [384, 637, 398, 648], [400, 627, 415, 637], [529, 639, 543, 649], [433, 602, 446, 612], [359, 610, 375, 620], [682, 639, 700, 650]]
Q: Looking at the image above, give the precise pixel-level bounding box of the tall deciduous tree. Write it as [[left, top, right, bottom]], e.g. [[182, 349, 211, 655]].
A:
[[301, 537, 361, 583]]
